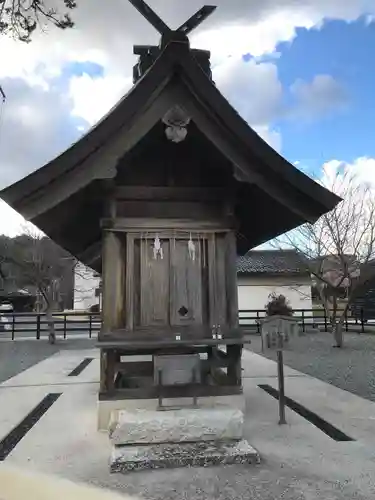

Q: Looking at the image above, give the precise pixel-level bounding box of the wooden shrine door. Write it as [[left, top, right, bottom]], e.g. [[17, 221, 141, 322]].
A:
[[126, 231, 235, 332], [139, 237, 170, 327], [169, 239, 205, 326], [137, 236, 207, 328]]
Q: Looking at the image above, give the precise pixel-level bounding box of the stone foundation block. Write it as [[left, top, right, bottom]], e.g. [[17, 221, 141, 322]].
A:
[[110, 439, 260, 473], [98, 394, 245, 431], [109, 408, 244, 445]]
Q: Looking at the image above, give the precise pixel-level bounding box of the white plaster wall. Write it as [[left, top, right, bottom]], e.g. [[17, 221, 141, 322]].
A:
[[73, 267, 312, 317], [238, 275, 312, 324], [73, 263, 101, 311]]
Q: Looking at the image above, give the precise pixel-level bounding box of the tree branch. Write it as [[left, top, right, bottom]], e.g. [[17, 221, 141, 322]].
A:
[[273, 168, 375, 334], [0, 0, 76, 42]]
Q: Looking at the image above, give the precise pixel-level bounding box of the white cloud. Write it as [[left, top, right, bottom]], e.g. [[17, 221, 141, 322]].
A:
[[1, 0, 373, 98], [214, 58, 283, 124], [68, 73, 132, 126], [213, 56, 283, 151], [0, 76, 85, 188], [290, 74, 348, 120], [321, 157, 375, 189], [0, 200, 40, 237], [0, 200, 26, 237], [192, 9, 316, 63], [253, 125, 282, 152]]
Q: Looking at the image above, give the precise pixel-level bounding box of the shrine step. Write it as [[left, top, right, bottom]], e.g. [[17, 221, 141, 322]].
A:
[[110, 439, 260, 473], [109, 408, 244, 445]]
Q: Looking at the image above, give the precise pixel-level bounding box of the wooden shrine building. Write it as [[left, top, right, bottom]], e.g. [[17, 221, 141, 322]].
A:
[[0, 2, 340, 429]]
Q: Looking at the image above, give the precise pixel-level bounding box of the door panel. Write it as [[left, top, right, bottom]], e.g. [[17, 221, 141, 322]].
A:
[[140, 239, 170, 326], [208, 234, 229, 328], [170, 239, 204, 326]]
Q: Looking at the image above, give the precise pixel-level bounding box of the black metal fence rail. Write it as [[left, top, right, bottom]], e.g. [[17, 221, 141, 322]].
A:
[[0, 308, 371, 340], [239, 308, 368, 334], [0, 311, 101, 340]]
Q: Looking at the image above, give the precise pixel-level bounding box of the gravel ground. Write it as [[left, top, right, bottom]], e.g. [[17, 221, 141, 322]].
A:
[[0, 338, 96, 384], [247, 331, 375, 402], [86, 460, 368, 500]]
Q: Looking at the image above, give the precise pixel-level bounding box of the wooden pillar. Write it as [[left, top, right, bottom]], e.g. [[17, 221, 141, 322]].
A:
[[101, 230, 125, 336], [227, 344, 242, 386], [106, 350, 116, 392], [207, 233, 217, 328], [99, 350, 108, 392], [225, 231, 241, 387], [226, 230, 239, 328]]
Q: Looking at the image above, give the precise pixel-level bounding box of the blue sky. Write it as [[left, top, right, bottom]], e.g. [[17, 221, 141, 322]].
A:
[[61, 61, 104, 80], [273, 16, 375, 176]]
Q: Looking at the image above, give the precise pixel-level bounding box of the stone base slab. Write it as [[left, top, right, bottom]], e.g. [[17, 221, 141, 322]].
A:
[[98, 395, 245, 431], [110, 439, 260, 473], [109, 408, 244, 445]]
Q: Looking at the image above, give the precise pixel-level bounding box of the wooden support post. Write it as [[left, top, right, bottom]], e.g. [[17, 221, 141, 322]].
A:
[[206, 346, 213, 381], [101, 231, 125, 336], [107, 350, 116, 392], [99, 350, 108, 392], [208, 233, 217, 328], [227, 344, 242, 386], [192, 367, 198, 407], [225, 231, 239, 329], [158, 369, 163, 408]]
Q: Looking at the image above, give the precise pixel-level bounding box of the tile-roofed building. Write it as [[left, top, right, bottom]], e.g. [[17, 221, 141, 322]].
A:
[[237, 249, 310, 276], [237, 249, 312, 320]]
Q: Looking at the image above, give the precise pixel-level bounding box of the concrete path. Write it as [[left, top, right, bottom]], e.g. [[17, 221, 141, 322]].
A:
[[242, 350, 375, 496], [1, 347, 375, 499]]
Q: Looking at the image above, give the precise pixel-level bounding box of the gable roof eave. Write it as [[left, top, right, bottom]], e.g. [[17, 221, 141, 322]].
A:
[[0, 39, 341, 229], [171, 80, 322, 224], [0, 44, 178, 212], [174, 48, 342, 217]]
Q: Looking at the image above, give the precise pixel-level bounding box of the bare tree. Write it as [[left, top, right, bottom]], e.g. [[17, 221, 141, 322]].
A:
[[276, 169, 375, 348], [1, 228, 74, 343], [73, 261, 101, 311], [0, 0, 76, 42]]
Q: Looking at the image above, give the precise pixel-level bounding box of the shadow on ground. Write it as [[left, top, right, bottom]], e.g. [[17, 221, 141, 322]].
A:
[[0, 339, 96, 384]]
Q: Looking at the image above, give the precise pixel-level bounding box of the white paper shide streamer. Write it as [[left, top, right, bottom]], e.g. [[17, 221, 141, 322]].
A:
[[188, 233, 196, 261], [153, 234, 163, 260]]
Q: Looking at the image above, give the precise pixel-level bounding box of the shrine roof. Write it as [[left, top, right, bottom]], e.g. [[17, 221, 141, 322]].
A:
[[237, 250, 310, 277], [0, 37, 341, 265]]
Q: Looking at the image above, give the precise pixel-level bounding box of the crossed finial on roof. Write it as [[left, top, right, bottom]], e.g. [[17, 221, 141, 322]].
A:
[[128, 0, 216, 44]]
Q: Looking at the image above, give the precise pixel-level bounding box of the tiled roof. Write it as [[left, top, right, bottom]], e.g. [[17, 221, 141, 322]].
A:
[[237, 249, 309, 275]]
